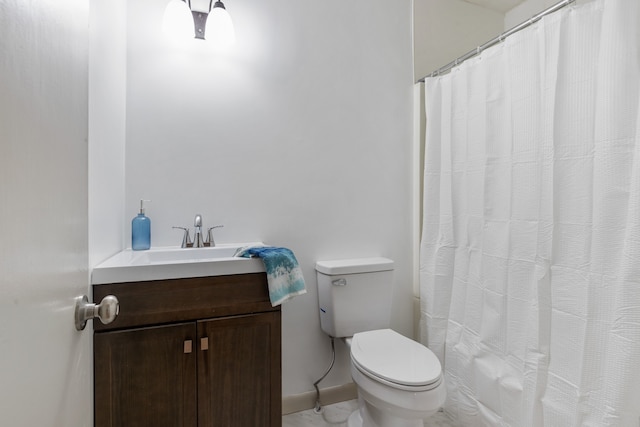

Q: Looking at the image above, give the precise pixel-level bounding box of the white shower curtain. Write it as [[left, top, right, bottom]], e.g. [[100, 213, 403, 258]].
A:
[[419, 0, 640, 425]]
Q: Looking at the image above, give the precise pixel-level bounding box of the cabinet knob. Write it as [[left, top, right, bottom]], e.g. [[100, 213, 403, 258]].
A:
[[74, 294, 120, 331]]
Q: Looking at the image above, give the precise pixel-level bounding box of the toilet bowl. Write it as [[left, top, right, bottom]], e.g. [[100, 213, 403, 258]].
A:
[[347, 329, 446, 427]]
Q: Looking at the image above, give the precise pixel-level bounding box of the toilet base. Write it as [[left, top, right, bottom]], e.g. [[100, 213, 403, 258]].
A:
[[347, 402, 425, 427], [347, 409, 362, 427]]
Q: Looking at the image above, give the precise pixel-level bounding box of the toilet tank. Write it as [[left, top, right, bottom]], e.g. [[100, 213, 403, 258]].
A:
[[315, 257, 394, 338]]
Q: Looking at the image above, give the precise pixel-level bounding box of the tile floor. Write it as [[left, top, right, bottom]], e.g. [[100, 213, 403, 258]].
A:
[[282, 400, 458, 427]]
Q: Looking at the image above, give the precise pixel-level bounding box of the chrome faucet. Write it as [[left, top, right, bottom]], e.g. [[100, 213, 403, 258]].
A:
[[172, 226, 192, 248], [173, 215, 223, 248], [193, 214, 204, 248], [206, 225, 224, 247]]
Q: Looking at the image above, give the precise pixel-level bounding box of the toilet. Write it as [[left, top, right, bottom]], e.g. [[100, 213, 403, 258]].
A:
[[316, 257, 446, 427]]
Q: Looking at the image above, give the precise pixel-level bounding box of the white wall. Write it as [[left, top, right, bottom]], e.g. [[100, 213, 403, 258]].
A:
[[89, 0, 127, 267], [116, 0, 415, 397]]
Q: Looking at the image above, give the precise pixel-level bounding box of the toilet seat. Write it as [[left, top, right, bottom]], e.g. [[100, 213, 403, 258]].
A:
[[350, 329, 442, 392]]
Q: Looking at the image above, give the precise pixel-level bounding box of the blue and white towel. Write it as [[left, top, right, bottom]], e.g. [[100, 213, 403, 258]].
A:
[[234, 245, 306, 306]]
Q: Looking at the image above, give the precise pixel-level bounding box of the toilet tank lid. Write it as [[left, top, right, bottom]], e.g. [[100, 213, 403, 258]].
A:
[[315, 257, 394, 275]]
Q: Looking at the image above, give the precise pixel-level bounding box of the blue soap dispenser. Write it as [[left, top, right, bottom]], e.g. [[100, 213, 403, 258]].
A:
[[132, 199, 151, 251]]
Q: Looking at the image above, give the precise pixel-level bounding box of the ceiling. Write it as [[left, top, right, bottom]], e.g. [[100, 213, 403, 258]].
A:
[[462, 0, 528, 13]]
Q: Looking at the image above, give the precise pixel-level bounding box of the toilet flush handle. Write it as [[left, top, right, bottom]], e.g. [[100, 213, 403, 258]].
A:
[[332, 278, 347, 286]]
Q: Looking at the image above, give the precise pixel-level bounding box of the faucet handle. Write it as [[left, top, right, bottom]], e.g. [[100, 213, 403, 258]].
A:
[[205, 225, 224, 247], [172, 226, 193, 248]]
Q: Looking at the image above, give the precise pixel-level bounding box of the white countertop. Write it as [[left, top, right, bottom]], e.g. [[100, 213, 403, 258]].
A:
[[91, 243, 266, 285]]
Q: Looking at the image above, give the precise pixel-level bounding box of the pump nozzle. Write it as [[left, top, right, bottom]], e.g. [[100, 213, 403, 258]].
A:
[[139, 199, 151, 214]]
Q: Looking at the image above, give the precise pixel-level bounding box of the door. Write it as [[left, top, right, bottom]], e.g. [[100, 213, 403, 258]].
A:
[[0, 1, 91, 426], [94, 324, 198, 427]]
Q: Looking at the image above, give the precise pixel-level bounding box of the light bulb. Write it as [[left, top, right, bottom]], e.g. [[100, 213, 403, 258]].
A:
[[207, 2, 236, 50], [162, 0, 194, 41]]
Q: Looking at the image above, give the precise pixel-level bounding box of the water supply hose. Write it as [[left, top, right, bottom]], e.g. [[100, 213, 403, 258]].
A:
[[313, 336, 336, 413]]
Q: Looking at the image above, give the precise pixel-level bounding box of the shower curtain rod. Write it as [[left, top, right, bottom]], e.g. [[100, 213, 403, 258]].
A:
[[417, 0, 576, 82]]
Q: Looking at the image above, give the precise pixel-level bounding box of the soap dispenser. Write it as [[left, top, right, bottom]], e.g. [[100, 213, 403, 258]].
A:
[[132, 199, 151, 251]]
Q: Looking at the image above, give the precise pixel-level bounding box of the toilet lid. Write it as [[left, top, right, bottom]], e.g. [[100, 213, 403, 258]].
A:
[[350, 329, 442, 388]]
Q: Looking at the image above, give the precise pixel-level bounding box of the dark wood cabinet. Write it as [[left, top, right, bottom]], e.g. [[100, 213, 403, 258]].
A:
[[93, 273, 281, 427], [198, 313, 281, 426], [94, 323, 197, 427]]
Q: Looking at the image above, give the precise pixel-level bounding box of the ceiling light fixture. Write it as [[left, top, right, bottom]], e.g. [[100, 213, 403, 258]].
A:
[[163, 0, 236, 48]]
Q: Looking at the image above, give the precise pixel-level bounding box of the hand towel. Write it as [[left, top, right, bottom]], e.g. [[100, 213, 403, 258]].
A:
[[234, 245, 306, 306]]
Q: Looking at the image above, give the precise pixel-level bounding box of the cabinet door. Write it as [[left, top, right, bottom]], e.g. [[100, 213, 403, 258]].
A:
[[197, 312, 281, 427], [95, 323, 197, 427]]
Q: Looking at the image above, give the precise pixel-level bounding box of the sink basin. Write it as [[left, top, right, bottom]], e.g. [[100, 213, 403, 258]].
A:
[[92, 243, 266, 284], [130, 245, 243, 265]]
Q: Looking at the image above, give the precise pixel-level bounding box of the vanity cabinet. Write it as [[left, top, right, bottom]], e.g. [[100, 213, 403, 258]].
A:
[[93, 273, 281, 427]]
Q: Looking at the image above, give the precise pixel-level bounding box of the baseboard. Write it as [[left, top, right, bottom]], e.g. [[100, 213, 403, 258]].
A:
[[282, 382, 358, 415]]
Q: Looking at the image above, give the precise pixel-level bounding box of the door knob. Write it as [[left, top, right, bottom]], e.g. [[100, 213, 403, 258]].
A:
[[75, 295, 119, 331]]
